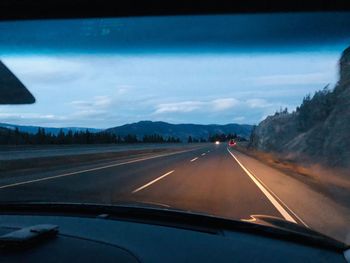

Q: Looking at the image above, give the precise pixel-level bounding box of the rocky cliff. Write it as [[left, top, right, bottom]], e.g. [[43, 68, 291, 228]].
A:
[[249, 46, 350, 167]]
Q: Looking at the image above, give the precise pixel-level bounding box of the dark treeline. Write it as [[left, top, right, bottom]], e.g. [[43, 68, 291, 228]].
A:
[[122, 134, 181, 143], [187, 136, 207, 143], [0, 128, 118, 145], [187, 133, 247, 143], [296, 85, 335, 132], [207, 133, 247, 142], [0, 127, 182, 145], [270, 85, 336, 132], [143, 134, 180, 143], [0, 127, 247, 145]]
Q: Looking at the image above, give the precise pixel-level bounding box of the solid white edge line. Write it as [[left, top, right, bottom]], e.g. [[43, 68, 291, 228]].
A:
[[243, 165, 309, 228], [0, 149, 197, 190], [190, 157, 199, 162], [227, 148, 297, 224], [201, 153, 206, 156], [132, 170, 175, 193]]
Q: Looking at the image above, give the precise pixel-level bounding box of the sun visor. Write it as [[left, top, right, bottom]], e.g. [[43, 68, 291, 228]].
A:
[[0, 60, 35, 104]]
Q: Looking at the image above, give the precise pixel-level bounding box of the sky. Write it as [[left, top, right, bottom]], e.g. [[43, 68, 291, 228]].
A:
[[0, 13, 350, 128]]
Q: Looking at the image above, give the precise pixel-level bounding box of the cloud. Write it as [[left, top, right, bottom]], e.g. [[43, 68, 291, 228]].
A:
[[251, 72, 331, 86], [68, 96, 113, 120], [71, 110, 107, 118], [0, 52, 340, 127], [0, 112, 68, 126], [71, 96, 112, 110], [154, 97, 240, 114], [94, 96, 112, 107], [212, 98, 239, 111], [232, 116, 245, 122], [2, 57, 83, 86], [246, 98, 272, 108], [154, 101, 204, 114], [70, 101, 93, 108], [115, 85, 132, 95]]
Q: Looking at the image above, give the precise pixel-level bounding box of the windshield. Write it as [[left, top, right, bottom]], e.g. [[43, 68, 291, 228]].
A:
[[0, 13, 349, 245]]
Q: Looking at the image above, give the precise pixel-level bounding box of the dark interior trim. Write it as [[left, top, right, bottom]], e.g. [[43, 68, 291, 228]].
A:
[[0, 202, 346, 252], [1, 0, 350, 21]]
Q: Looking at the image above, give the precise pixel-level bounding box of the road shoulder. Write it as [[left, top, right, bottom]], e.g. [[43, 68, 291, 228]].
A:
[[230, 148, 350, 244]]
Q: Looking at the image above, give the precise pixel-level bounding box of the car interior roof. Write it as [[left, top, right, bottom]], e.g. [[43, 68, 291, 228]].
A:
[[1, 0, 350, 21]]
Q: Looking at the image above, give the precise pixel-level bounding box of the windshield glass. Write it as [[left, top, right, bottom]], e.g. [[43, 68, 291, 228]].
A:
[[0, 13, 349, 245]]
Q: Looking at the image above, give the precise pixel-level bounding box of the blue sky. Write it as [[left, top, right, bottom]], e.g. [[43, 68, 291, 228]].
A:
[[0, 14, 349, 128]]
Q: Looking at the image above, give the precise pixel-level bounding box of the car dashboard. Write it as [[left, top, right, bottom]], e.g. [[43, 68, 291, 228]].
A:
[[0, 206, 347, 263]]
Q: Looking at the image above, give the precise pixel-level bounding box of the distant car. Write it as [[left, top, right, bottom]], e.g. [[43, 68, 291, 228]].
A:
[[228, 139, 236, 147], [215, 141, 220, 145]]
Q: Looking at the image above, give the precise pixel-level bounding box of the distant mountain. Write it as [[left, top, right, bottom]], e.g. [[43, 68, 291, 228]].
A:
[[106, 121, 253, 141], [0, 123, 102, 135]]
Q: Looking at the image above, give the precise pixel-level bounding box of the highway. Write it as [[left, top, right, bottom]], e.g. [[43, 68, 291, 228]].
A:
[[0, 143, 194, 160], [0, 143, 303, 224]]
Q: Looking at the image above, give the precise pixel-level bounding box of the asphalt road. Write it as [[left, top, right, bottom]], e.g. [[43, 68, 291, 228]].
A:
[[0, 143, 303, 224], [0, 143, 195, 160]]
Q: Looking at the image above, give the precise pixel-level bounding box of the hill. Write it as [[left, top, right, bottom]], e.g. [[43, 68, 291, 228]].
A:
[[106, 121, 253, 142], [249, 46, 350, 167]]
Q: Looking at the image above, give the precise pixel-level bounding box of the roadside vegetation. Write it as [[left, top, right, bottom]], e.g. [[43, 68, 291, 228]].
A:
[[249, 45, 350, 168], [0, 127, 184, 145], [0, 124, 250, 146]]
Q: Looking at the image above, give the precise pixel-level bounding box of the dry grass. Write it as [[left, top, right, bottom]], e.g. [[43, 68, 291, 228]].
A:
[[235, 144, 350, 192]]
